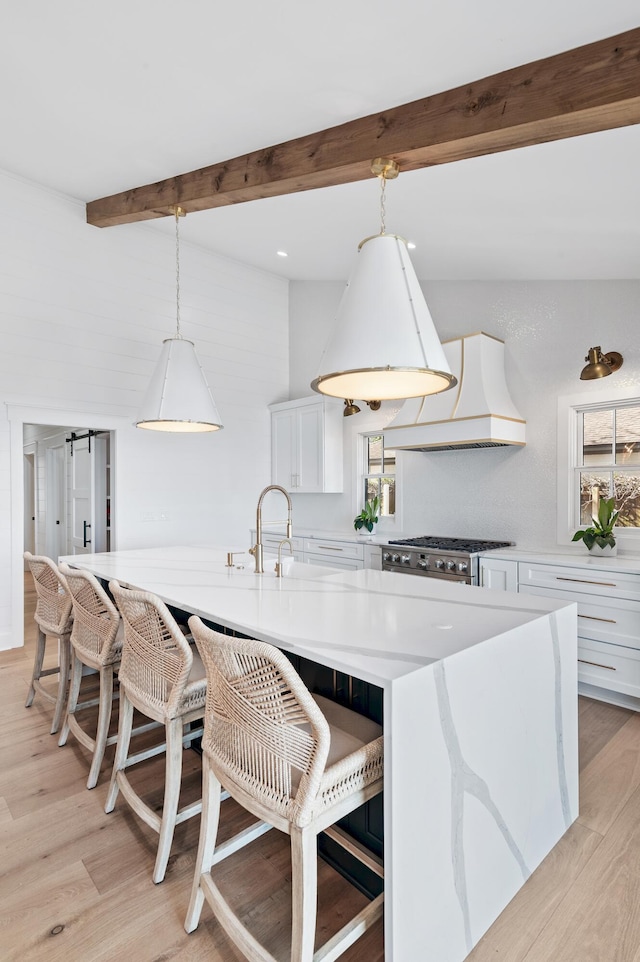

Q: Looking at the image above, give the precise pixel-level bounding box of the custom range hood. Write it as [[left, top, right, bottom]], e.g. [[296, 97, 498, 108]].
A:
[[383, 332, 526, 451]]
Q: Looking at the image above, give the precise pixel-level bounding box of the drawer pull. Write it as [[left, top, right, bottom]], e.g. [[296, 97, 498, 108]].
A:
[[578, 614, 617, 624], [556, 576, 617, 587], [578, 658, 616, 671], [315, 545, 343, 552]]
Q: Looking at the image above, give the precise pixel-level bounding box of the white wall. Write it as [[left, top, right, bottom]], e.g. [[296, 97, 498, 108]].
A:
[[289, 279, 640, 548], [1, 169, 289, 648]]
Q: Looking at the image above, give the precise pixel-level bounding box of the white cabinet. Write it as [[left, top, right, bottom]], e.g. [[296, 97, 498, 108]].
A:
[[479, 557, 518, 591], [270, 397, 343, 493], [364, 544, 382, 571], [303, 538, 364, 570], [518, 560, 640, 706]]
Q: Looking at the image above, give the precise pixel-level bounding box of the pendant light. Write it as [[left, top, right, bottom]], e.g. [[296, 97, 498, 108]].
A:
[[136, 206, 223, 433], [311, 158, 456, 402]]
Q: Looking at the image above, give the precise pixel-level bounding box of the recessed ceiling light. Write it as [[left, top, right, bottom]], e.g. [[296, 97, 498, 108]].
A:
[[276, 250, 288, 257], [407, 241, 416, 250]]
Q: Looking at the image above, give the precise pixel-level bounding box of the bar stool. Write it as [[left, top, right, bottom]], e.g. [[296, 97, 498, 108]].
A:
[[24, 552, 73, 735], [57, 564, 125, 789], [184, 617, 385, 962], [106, 581, 208, 883]]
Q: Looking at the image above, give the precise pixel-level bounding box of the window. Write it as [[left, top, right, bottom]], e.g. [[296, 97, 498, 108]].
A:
[[577, 404, 640, 527], [558, 389, 640, 546], [363, 434, 396, 517]]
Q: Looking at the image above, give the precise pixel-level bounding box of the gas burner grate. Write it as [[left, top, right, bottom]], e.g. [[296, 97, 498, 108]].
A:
[[388, 536, 513, 553]]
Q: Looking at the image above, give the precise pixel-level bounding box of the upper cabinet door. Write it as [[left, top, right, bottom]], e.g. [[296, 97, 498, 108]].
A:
[[270, 397, 343, 493]]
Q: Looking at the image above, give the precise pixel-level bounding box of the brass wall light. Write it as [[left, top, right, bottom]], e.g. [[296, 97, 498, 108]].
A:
[[343, 399, 382, 417], [580, 347, 624, 381]]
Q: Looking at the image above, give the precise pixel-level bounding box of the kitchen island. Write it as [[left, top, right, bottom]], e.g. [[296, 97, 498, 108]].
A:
[[60, 545, 578, 962]]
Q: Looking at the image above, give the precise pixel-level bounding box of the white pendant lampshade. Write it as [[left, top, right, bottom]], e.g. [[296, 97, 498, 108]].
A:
[[136, 336, 223, 432], [312, 233, 456, 401], [311, 158, 456, 403], [136, 205, 223, 433]]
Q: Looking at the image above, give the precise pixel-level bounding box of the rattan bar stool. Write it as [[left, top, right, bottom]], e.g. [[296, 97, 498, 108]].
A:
[[184, 617, 385, 962], [57, 564, 129, 789], [106, 581, 208, 883], [24, 552, 73, 735]]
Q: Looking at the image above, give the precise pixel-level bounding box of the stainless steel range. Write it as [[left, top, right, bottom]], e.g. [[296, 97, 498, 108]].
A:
[[381, 536, 513, 585]]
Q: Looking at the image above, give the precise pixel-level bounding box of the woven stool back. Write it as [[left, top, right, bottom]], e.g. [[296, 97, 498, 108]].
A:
[[110, 581, 195, 719], [24, 552, 73, 636], [59, 565, 121, 665], [191, 622, 331, 827]]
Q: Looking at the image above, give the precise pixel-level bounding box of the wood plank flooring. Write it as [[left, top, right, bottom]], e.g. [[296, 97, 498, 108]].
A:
[[1, 577, 639, 960]]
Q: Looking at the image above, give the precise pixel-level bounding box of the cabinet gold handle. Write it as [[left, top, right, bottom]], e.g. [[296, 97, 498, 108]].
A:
[[578, 658, 616, 671], [578, 613, 617, 624], [556, 576, 617, 587]]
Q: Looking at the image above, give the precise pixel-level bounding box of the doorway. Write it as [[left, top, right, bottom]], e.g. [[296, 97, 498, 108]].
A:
[[23, 423, 115, 563]]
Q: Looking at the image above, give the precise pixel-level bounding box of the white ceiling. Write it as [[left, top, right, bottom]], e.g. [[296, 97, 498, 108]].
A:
[[2, 0, 639, 280]]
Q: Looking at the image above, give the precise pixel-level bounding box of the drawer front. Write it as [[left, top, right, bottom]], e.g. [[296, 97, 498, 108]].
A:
[[303, 539, 364, 562], [303, 555, 362, 570], [520, 585, 640, 651], [519, 561, 640, 601], [577, 637, 640, 698]]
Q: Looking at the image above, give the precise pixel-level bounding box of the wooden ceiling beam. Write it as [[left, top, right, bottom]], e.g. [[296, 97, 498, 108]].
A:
[[86, 27, 640, 228]]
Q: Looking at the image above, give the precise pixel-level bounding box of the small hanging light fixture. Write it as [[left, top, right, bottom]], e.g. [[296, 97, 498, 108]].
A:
[[136, 206, 223, 433], [311, 158, 456, 402], [580, 346, 624, 381]]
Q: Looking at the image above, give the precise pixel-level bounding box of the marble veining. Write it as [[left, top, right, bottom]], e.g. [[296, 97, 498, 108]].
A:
[[550, 611, 572, 830], [434, 661, 531, 952]]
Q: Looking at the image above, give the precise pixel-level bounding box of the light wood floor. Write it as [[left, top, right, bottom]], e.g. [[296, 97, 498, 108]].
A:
[[1, 581, 639, 961]]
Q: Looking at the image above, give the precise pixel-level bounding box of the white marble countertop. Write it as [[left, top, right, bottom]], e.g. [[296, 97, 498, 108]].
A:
[[479, 545, 640, 575], [60, 544, 572, 689]]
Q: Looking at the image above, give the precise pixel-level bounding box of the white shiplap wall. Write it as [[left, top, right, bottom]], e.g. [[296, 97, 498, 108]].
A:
[[1, 169, 289, 649]]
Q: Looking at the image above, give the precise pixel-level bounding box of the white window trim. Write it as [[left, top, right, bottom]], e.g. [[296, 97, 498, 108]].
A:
[[355, 431, 403, 534], [557, 386, 640, 549]]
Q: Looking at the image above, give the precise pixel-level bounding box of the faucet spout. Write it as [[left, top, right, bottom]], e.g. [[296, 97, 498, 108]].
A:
[[250, 484, 293, 574]]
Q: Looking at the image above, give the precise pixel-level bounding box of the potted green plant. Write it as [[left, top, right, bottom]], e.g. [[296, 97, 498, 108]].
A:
[[354, 496, 380, 534], [572, 496, 619, 555]]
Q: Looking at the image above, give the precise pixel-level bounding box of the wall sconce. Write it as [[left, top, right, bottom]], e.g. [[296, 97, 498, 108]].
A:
[[343, 399, 382, 417], [580, 347, 624, 380]]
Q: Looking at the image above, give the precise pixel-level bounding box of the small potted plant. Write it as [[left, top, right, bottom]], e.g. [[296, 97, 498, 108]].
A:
[[572, 496, 619, 556], [354, 496, 380, 535]]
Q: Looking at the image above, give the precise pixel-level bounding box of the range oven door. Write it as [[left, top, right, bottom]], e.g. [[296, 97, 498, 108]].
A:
[[382, 563, 472, 585]]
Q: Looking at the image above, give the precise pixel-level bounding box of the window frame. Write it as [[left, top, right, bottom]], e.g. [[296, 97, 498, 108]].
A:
[[358, 431, 402, 533], [557, 387, 640, 549]]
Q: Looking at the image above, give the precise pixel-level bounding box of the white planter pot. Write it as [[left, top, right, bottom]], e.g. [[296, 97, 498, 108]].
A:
[[588, 542, 617, 558]]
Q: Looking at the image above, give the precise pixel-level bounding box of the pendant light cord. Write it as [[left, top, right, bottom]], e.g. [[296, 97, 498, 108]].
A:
[[379, 174, 387, 236], [175, 207, 182, 339]]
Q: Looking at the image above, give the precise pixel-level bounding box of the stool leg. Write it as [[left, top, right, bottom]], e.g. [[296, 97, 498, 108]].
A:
[[51, 633, 71, 735], [105, 688, 134, 814], [153, 716, 184, 884], [185, 757, 223, 933], [58, 648, 83, 746], [87, 665, 114, 790], [25, 627, 46, 708], [290, 826, 318, 962]]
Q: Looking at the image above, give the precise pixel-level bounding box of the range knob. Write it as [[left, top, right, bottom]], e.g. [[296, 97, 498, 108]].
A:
[[457, 561, 469, 573], [391, 553, 401, 564], [417, 559, 429, 570], [401, 554, 412, 565], [382, 552, 392, 563], [435, 559, 445, 569], [446, 560, 457, 571]]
